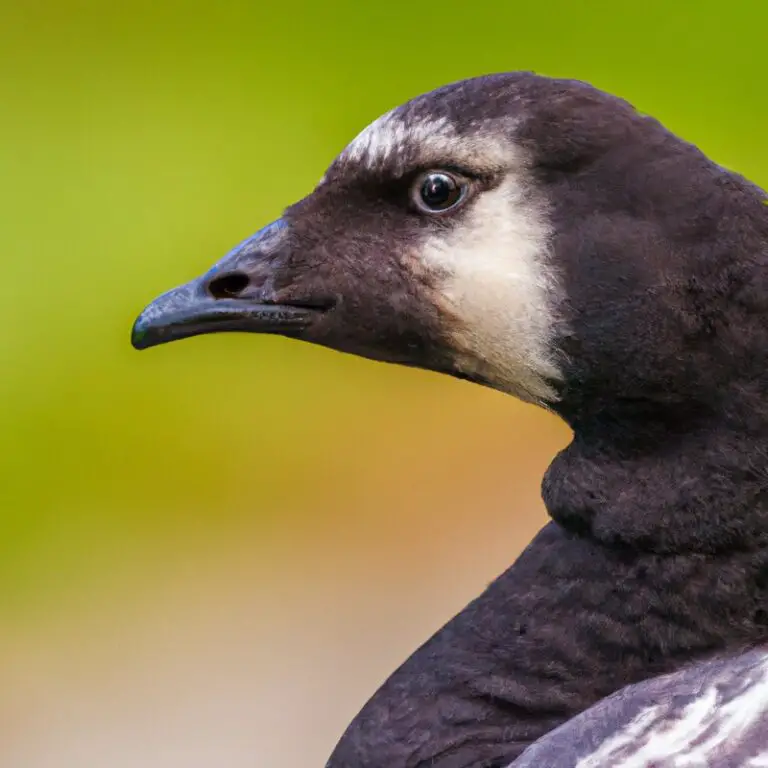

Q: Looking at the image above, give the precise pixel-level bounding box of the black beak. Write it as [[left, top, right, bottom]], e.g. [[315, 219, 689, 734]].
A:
[[131, 218, 328, 351]]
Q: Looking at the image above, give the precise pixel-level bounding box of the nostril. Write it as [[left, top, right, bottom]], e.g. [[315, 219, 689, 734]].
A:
[[206, 271, 251, 299]]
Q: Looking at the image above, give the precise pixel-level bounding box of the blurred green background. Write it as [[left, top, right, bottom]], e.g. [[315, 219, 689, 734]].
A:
[[1, 1, 766, 765]]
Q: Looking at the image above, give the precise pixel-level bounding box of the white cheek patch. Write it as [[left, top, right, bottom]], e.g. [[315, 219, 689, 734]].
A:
[[417, 172, 562, 404], [575, 652, 768, 768]]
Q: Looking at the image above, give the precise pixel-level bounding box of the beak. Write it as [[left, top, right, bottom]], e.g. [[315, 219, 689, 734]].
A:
[[131, 218, 329, 351]]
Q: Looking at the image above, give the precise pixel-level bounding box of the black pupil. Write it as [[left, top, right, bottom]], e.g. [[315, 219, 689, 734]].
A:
[[421, 173, 459, 209]]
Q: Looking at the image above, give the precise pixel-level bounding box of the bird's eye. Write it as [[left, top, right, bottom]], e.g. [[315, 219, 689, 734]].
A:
[[412, 171, 468, 214]]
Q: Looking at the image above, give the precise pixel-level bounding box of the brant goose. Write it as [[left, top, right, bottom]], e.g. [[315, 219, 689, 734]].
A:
[[132, 73, 768, 767]]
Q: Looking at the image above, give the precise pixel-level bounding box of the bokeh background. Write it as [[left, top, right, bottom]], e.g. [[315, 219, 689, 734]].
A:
[[1, 1, 766, 765]]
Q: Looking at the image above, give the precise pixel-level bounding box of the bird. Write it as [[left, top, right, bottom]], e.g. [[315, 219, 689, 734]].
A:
[[131, 72, 768, 767]]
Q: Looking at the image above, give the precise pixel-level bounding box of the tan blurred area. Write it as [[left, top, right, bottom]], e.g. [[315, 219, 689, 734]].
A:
[[2, 380, 567, 767], [1, 1, 765, 766]]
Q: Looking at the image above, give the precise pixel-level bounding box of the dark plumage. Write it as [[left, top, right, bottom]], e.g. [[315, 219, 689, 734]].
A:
[[132, 73, 768, 766]]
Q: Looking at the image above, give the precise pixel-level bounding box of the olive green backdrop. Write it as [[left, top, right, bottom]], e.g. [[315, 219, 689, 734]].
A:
[[1, 1, 766, 765]]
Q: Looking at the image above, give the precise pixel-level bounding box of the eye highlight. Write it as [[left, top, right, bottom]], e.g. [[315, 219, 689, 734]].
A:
[[411, 171, 469, 214]]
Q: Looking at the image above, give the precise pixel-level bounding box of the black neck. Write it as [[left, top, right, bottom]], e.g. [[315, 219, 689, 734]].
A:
[[544, 403, 768, 554], [328, 397, 768, 767], [327, 521, 768, 767], [326, 385, 768, 768]]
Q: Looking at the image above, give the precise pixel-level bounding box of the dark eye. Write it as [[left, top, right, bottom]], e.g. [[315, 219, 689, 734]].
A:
[[412, 171, 468, 214]]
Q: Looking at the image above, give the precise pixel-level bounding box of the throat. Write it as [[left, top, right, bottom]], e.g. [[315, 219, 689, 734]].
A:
[[543, 412, 768, 554]]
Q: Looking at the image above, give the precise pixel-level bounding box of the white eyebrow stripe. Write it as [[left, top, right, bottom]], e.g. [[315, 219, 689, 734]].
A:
[[337, 109, 520, 173], [341, 110, 455, 168]]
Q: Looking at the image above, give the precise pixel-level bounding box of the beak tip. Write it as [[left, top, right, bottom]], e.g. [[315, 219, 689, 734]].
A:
[[130, 283, 197, 351], [130, 315, 153, 350]]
